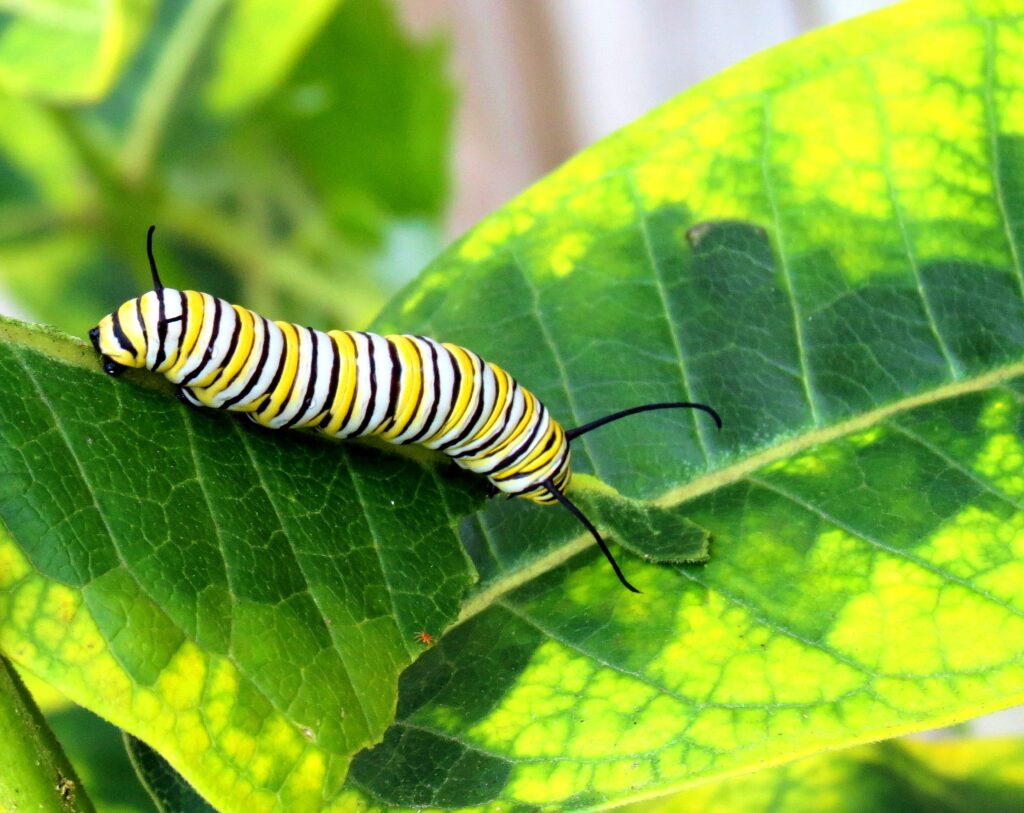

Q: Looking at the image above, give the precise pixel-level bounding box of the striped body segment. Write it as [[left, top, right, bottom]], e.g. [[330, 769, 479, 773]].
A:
[[93, 288, 570, 503], [91, 225, 725, 593]]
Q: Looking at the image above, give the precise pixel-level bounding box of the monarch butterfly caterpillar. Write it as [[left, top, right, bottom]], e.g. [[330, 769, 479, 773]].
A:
[[90, 227, 722, 593]]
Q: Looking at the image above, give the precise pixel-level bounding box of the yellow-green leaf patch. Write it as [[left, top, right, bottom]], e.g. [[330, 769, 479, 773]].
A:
[[620, 738, 1024, 812], [0, 318, 479, 810]]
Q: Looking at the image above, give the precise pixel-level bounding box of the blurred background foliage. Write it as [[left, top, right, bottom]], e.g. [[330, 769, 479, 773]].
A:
[[0, 0, 453, 336], [3, 0, 1021, 810], [0, 0, 904, 340]]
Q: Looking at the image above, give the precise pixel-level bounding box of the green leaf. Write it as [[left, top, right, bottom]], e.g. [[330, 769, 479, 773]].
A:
[[4, 0, 1024, 811], [340, 0, 1024, 808], [263, 0, 455, 226], [0, 317, 479, 810], [21, 666, 170, 811], [51, 709, 157, 812], [619, 738, 1024, 812], [572, 474, 710, 564], [0, 0, 153, 103]]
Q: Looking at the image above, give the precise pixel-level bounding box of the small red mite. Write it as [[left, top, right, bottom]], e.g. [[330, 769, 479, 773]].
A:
[[415, 631, 434, 647]]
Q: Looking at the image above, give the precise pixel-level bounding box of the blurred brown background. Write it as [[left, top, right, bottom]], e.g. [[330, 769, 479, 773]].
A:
[[398, 0, 890, 240]]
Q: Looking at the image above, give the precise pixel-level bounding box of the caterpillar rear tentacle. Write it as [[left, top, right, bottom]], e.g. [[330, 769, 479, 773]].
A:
[[90, 227, 722, 593]]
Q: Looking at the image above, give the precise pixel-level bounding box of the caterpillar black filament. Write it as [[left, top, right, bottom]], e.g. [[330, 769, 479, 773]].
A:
[[90, 228, 722, 592]]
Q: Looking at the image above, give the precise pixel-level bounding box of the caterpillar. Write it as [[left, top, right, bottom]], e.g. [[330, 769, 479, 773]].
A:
[[90, 228, 722, 592]]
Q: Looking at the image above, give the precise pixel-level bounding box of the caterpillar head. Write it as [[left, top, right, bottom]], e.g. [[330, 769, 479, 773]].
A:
[[89, 226, 183, 377], [90, 289, 185, 376]]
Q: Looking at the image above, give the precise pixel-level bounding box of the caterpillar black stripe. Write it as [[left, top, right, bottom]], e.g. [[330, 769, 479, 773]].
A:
[[90, 228, 722, 593]]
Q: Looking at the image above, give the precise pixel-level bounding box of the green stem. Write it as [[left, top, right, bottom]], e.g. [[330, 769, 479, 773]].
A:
[[47, 108, 125, 201], [121, 0, 231, 184], [157, 199, 381, 327], [0, 655, 95, 813], [51, 76, 379, 327]]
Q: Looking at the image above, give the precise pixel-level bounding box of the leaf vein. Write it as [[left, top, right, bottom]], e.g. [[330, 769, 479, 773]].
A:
[[748, 474, 1024, 622], [759, 96, 821, 425], [234, 423, 375, 735], [627, 172, 713, 465]]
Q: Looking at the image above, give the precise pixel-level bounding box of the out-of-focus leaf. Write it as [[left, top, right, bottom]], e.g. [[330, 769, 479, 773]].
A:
[[0, 0, 153, 103], [0, 0, 454, 334], [46, 708, 158, 813], [619, 738, 1024, 813], [205, 0, 341, 115], [0, 316, 480, 811], [264, 0, 454, 233], [0, 230, 136, 337], [17, 667, 156, 812]]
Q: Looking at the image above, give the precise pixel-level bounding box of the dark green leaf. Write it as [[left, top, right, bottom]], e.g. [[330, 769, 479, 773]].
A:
[[126, 735, 213, 813], [347, 0, 1024, 808]]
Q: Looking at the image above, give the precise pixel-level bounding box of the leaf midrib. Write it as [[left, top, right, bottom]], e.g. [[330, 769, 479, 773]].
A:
[[6, 315, 1024, 630], [456, 359, 1024, 626]]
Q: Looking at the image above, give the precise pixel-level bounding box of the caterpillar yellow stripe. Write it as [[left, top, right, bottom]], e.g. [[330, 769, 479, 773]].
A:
[[90, 228, 722, 592]]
